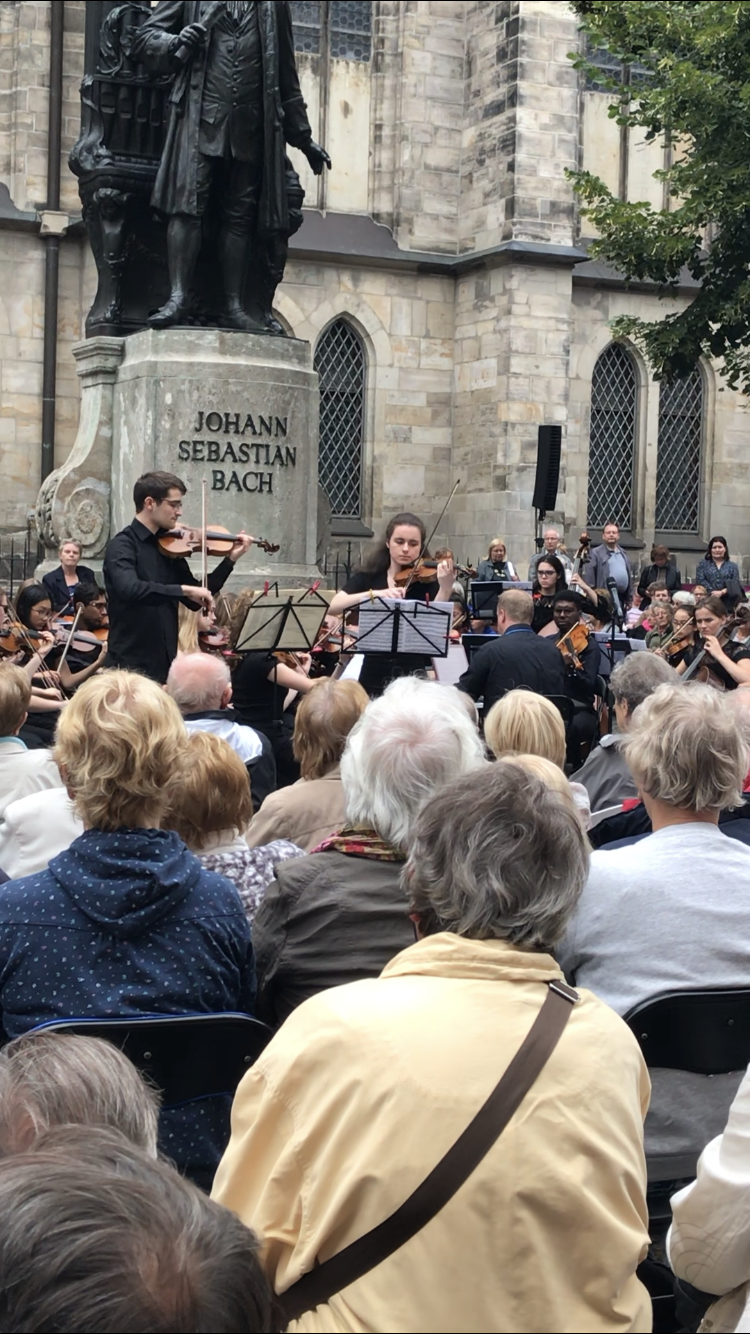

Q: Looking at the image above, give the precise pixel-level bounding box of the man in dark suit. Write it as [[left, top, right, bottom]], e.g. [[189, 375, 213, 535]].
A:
[[458, 590, 567, 716], [552, 589, 603, 767]]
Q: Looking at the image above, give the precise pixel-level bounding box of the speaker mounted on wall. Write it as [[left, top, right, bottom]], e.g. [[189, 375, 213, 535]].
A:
[[532, 424, 562, 518]]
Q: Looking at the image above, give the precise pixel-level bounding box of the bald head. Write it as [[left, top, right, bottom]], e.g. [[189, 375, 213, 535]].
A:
[[165, 652, 231, 714]]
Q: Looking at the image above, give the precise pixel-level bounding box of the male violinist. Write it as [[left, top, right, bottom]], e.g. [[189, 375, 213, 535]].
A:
[[103, 470, 254, 682], [552, 590, 602, 768], [53, 584, 109, 695]]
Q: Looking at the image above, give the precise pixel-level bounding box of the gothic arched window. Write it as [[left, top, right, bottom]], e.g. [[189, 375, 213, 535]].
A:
[[290, 1, 372, 61], [315, 320, 366, 519], [587, 343, 638, 529], [655, 367, 704, 533]]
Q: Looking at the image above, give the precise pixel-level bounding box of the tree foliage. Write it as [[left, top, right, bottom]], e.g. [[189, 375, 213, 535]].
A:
[[569, 1, 750, 392]]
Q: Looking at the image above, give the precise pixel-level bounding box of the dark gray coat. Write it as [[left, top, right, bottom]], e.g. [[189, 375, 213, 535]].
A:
[[130, 1, 312, 236]]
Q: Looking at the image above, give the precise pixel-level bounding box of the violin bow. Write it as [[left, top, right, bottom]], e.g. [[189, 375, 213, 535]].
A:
[[55, 604, 84, 679], [401, 479, 462, 598], [201, 476, 208, 594]]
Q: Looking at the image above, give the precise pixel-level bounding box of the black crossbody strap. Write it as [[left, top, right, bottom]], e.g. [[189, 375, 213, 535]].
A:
[[279, 978, 579, 1323]]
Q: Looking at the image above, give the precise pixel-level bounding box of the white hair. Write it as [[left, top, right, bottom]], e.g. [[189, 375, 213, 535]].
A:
[[341, 678, 487, 850], [165, 652, 230, 713]]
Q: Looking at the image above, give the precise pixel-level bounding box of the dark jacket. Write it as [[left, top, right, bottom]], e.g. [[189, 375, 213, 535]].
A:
[[555, 631, 602, 711], [103, 519, 234, 683], [457, 624, 567, 716], [131, 0, 313, 235], [594, 797, 750, 851], [0, 827, 255, 1186], [41, 564, 97, 613], [636, 563, 682, 604], [571, 733, 637, 813], [253, 850, 414, 1028], [182, 707, 277, 811]]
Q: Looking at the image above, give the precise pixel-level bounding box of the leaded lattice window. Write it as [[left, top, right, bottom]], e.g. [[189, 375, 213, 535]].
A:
[[315, 320, 365, 519], [330, 1, 371, 61], [290, 0, 371, 61], [290, 1, 321, 54], [655, 367, 703, 533], [587, 344, 637, 530]]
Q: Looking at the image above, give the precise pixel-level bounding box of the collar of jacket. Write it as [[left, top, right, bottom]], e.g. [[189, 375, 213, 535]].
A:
[[381, 933, 564, 985]]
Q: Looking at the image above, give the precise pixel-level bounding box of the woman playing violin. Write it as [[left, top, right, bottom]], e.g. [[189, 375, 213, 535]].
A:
[[676, 596, 750, 689], [12, 585, 65, 747], [328, 512, 455, 697], [654, 606, 696, 668]]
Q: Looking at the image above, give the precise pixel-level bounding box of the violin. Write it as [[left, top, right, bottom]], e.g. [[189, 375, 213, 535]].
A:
[[393, 559, 441, 587], [556, 621, 590, 671], [0, 623, 50, 656], [158, 527, 280, 558], [198, 626, 230, 650], [682, 607, 750, 688]]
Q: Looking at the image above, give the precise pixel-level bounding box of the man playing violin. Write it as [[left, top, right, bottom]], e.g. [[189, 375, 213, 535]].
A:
[[54, 584, 109, 694], [103, 470, 255, 683], [552, 590, 602, 768]]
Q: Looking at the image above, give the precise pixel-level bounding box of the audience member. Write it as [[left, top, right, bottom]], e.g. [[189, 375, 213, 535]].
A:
[[583, 522, 634, 607], [645, 599, 673, 650], [214, 765, 649, 1333], [247, 678, 368, 853], [636, 545, 682, 605], [668, 1064, 750, 1333], [41, 539, 96, 613], [166, 651, 276, 810], [458, 590, 566, 716], [0, 671, 254, 1187], [527, 527, 573, 582], [0, 666, 63, 819], [695, 535, 741, 599], [0, 1031, 159, 1156], [558, 683, 750, 1183], [0, 786, 82, 879], [484, 689, 566, 768], [165, 731, 303, 923], [252, 676, 487, 1027], [0, 1126, 275, 1333], [476, 537, 519, 582], [572, 654, 678, 812]]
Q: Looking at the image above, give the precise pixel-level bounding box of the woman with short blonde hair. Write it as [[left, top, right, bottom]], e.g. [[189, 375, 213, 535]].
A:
[[248, 677, 369, 852], [483, 690, 566, 771], [165, 731, 302, 922], [0, 669, 254, 1188]]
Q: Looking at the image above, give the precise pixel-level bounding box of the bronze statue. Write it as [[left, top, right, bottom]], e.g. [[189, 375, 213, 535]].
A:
[[123, 0, 330, 334]]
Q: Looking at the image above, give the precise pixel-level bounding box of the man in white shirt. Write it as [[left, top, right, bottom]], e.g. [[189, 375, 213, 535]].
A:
[[558, 682, 750, 1183], [0, 666, 62, 821]]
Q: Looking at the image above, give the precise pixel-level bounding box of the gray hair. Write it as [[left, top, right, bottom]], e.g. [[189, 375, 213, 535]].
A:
[[672, 590, 696, 608], [405, 762, 589, 948], [610, 652, 679, 717], [0, 1033, 160, 1157], [165, 652, 230, 713], [341, 677, 487, 849], [624, 682, 746, 811], [0, 1125, 274, 1333]]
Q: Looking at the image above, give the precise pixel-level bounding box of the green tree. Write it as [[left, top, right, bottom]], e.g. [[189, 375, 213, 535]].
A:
[[569, 1, 750, 392]]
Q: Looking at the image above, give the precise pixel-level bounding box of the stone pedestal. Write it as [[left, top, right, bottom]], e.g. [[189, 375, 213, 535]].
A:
[[37, 330, 322, 586]]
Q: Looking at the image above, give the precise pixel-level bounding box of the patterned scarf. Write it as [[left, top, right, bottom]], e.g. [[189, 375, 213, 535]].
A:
[[312, 825, 406, 862]]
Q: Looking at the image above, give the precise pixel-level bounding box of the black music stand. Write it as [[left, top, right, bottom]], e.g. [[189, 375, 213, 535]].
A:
[[233, 587, 328, 655], [470, 580, 533, 622], [356, 598, 452, 659], [461, 632, 495, 664]]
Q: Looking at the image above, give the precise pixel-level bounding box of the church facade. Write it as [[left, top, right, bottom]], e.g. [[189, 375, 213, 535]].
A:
[[0, 0, 747, 575]]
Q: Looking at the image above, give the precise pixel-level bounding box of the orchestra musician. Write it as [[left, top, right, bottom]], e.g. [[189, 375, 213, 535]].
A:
[[655, 605, 696, 668], [54, 584, 109, 693], [328, 512, 455, 697], [676, 596, 750, 689], [12, 585, 65, 747], [103, 470, 254, 683], [531, 554, 567, 636], [551, 590, 602, 768]]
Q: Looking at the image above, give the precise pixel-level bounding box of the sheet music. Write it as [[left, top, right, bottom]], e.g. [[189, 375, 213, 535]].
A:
[[356, 599, 452, 657]]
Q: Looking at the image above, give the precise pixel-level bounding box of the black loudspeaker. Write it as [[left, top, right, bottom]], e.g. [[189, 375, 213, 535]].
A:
[[532, 424, 562, 514]]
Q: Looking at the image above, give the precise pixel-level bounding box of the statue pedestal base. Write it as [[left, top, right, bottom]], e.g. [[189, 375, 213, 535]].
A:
[[37, 329, 322, 589]]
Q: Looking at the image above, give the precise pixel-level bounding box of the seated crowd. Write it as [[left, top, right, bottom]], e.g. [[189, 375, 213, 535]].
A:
[[1, 545, 750, 1334]]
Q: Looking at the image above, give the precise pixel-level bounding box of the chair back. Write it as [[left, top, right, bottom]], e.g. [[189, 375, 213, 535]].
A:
[[31, 1012, 273, 1106], [544, 694, 573, 727], [624, 988, 750, 1075]]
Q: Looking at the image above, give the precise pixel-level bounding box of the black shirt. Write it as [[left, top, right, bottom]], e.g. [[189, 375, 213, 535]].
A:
[[458, 624, 567, 716], [553, 630, 602, 709], [682, 637, 750, 690], [343, 568, 441, 698], [103, 519, 234, 683], [232, 651, 290, 731]]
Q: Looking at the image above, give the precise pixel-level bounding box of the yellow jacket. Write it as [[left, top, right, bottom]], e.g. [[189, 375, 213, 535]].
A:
[[213, 934, 652, 1333]]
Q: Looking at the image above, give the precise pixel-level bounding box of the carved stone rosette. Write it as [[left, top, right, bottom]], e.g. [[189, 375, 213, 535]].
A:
[[36, 338, 124, 560]]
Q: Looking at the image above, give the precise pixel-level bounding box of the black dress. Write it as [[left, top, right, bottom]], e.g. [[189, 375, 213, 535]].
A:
[[682, 638, 750, 690], [231, 650, 300, 788], [342, 568, 441, 697]]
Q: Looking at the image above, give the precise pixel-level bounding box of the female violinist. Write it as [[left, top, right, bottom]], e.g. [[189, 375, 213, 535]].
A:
[[11, 585, 65, 746], [328, 512, 455, 697], [655, 606, 696, 669], [677, 596, 750, 689], [531, 554, 567, 636]]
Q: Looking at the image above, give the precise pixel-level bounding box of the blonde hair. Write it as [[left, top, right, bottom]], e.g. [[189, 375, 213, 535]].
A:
[[293, 678, 369, 780], [483, 691, 566, 770], [54, 672, 186, 830], [495, 753, 576, 809], [624, 682, 746, 812], [488, 537, 507, 555], [164, 732, 253, 851], [496, 589, 533, 625], [177, 604, 200, 654], [0, 665, 31, 735]]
